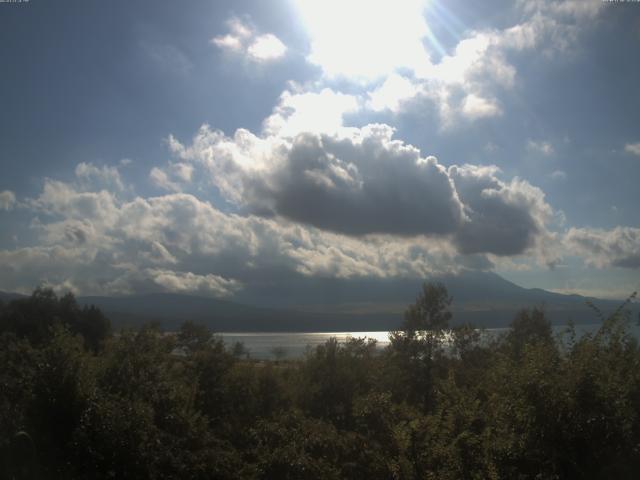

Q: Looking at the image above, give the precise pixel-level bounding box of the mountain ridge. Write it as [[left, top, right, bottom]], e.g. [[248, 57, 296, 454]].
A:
[[2, 271, 636, 331]]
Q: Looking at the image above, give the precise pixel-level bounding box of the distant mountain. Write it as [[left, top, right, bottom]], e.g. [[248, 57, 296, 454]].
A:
[[1, 271, 636, 331], [75, 293, 396, 332], [233, 270, 637, 329], [0, 291, 26, 303], [431, 270, 634, 328], [74, 272, 639, 331]]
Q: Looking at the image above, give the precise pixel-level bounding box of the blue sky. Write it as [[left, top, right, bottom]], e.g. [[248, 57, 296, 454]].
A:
[[0, 0, 638, 301]]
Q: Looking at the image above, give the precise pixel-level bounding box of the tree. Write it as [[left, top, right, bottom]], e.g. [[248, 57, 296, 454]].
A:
[[386, 282, 453, 411], [0, 288, 110, 352], [176, 321, 212, 353], [271, 346, 288, 362], [402, 282, 452, 334], [506, 306, 552, 357], [231, 341, 249, 359], [299, 337, 378, 428]]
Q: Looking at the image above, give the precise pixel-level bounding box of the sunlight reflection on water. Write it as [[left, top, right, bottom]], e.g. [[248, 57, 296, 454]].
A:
[[220, 331, 391, 360], [220, 324, 640, 360]]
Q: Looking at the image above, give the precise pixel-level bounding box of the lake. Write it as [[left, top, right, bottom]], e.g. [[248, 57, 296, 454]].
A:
[[219, 323, 640, 360], [219, 331, 391, 359]]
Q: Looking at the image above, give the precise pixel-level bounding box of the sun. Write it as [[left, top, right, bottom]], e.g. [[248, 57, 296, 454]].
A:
[[292, 0, 431, 82]]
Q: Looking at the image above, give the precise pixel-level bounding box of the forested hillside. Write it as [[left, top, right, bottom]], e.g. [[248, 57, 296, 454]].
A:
[[1, 286, 639, 479]]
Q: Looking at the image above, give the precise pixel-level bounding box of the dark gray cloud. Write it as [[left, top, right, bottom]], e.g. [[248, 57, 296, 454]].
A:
[[164, 121, 555, 258], [164, 123, 468, 237], [449, 165, 553, 256], [266, 130, 464, 236]]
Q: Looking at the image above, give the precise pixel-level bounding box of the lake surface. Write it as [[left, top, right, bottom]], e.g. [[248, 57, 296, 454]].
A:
[[219, 323, 640, 360], [220, 331, 391, 359]]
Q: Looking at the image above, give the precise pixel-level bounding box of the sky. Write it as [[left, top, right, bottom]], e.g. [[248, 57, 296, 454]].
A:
[[0, 0, 639, 302]]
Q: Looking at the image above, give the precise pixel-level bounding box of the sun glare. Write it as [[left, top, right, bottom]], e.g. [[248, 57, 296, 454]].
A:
[[293, 0, 430, 81]]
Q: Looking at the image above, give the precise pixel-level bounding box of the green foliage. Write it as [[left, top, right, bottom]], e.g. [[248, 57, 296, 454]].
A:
[[0, 288, 110, 351], [2, 286, 640, 478], [506, 306, 553, 356], [402, 281, 452, 333], [384, 282, 453, 411], [270, 345, 288, 362], [298, 337, 378, 428], [176, 320, 212, 353]]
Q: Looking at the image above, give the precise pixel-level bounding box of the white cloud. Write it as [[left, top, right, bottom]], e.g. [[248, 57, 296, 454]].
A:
[[29, 179, 119, 226], [0, 143, 562, 297], [212, 34, 243, 52], [624, 143, 640, 156], [39, 219, 100, 247], [150, 162, 194, 192], [565, 227, 640, 269], [550, 170, 567, 181], [0, 171, 475, 296], [360, 28, 514, 125], [150, 167, 181, 192], [263, 88, 359, 137], [527, 140, 555, 156], [212, 17, 252, 53], [75, 162, 125, 192], [354, 0, 603, 126], [367, 74, 419, 112], [0, 190, 16, 211], [461, 94, 502, 120], [146, 269, 242, 297], [247, 34, 287, 61], [212, 17, 286, 63]]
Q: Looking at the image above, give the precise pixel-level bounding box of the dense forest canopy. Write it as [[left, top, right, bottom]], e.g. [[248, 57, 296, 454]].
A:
[[1, 285, 639, 479]]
